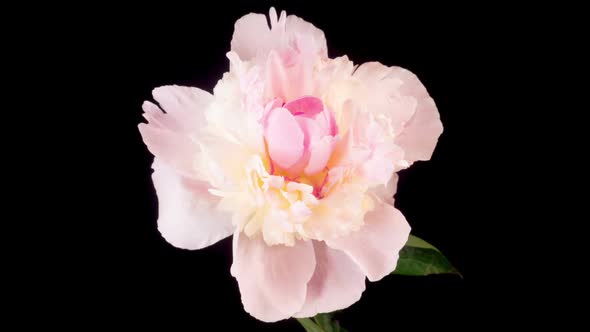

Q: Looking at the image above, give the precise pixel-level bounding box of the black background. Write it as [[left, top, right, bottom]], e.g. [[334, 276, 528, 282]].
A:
[[61, 0, 538, 330]]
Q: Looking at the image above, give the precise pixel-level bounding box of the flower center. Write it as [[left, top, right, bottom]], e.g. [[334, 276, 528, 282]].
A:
[[262, 96, 338, 197]]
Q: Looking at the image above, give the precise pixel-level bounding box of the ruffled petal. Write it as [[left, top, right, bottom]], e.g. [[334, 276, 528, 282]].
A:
[[152, 85, 212, 132], [359, 143, 405, 186], [371, 174, 399, 205], [353, 63, 443, 164], [138, 86, 213, 178], [389, 67, 443, 164], [231, 8, 327, 62], [230, 13, 271, 61], [138, 123, 199, 179], [285, 14, 327, 58], [353, 62, 417, 135]]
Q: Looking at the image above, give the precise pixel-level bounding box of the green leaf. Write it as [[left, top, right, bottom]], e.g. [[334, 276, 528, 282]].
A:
[[405, 234, 440, 251], [297, 313, 349, 332], [393, 235, 462, 277]]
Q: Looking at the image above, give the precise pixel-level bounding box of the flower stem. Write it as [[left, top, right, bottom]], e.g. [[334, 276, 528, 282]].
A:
[[296, 318, 324, 332], [296, 313, 348, 332]]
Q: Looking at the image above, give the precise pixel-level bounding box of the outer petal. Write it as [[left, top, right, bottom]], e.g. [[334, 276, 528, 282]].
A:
[[152, 85, 212, 132], [230, 8, 327, 62], [151, 161, 233, 250], [230, 13, 271, 61], [294, 241, 366, 318], [231, 233, 316, 322], [139, 122, 199, 179], [285, 14, 327, 58], [230, 9, 330, 122], [141, 101, 178, 130], [390, 67, 443, 163], [359, 142, 405, 186], [326, 202, 411, 282], [138, 86, 213, 178], [353, 62, 417, 135], [371, 174, 399, 205], [354, 63, 442, 164]]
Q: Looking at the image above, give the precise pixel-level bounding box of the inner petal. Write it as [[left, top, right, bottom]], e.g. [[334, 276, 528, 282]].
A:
[[304, 136, 335, 176], [284, 96, 324, 118], [265, 107, 305, 169]]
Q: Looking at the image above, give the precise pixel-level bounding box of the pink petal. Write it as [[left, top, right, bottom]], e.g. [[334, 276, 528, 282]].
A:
[[284, 96, 324, 118], [231, 9, 327, 63], [285, 15, 328, 58], [231, 233, 316, 322], [264, 39, 316, 102], [295, 117, 322, 147], [283, 149, 311, 179], [141, 101, 173, 130], [326, 202, 411, 282], [286, 117, 324, 177], [151, 161, 233, 250], [261, 16, 323, 101], [265, 107, 305, 169], [371, 174, 399, 205], [353, 62, 417, 134], [323, 106, 338, 136], [138, 123, 199, 179], [294, 241, 366, 318], [265, 50, 289, 103], [152, 85, 212, 132], [262, 98, 284, 127], [304, 136, 335, 175], [230, 13, 271, 61], [360, 143, 405, 186], [353, 63, 442, 164], [265, 48, 310, 102], [138, 86, 213, 178], [390, 67, 443, 164]]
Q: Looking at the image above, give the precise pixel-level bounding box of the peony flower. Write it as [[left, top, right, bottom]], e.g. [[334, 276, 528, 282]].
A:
[[139, 8, 443, 322]]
